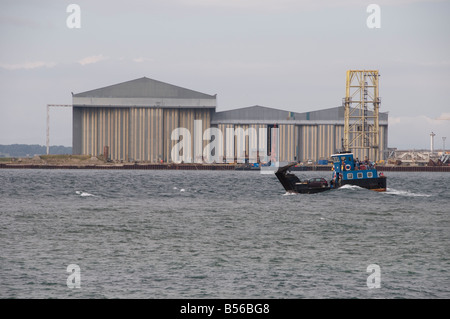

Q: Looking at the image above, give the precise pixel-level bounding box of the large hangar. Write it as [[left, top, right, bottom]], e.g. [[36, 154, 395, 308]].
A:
[[72, 77, 216, 162], [72, 77, 388, 163], [211, 105, 388, 163]]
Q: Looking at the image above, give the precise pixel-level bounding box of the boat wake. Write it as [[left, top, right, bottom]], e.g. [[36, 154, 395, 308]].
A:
[[282, 191, 297, 196], [336, 185, 431, 197], [383, 188, 431, 197], [337, 184, 364, 191]]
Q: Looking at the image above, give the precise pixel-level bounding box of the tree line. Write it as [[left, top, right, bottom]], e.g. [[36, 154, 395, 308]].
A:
[[0, 144, 72, 157]]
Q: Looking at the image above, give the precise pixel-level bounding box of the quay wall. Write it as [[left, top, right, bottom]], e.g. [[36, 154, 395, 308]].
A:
[[1, 163, 449, 172]]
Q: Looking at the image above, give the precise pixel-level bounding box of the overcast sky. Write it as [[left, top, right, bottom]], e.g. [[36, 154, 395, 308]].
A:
[[1, 0, 449, 150]]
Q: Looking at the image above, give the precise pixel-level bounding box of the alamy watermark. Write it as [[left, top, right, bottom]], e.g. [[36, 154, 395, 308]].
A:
[[65, 5, 380, 32], [170, 120, 280, 169], [366, 264, 381, 288], [66, 4, 81, 29], [67, 264, 81, 288], [367, 4, 381, 29]]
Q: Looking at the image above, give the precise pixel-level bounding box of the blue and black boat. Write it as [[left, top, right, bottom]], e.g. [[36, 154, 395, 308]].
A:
[[275, 152, 387, 194], [329, 152, 387, 191]]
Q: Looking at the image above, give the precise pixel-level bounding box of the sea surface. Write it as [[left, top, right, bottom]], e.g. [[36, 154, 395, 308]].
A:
[[0, 169, 449, 299]]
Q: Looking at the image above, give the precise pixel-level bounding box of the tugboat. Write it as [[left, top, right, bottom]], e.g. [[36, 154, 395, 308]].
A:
[[330, 152, 387, 191], [275, 152, 387, 194]]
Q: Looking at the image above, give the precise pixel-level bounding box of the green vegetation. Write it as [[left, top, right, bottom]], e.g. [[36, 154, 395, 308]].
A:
[[0, 144, 72, 157], [40, 154, 90, 161]]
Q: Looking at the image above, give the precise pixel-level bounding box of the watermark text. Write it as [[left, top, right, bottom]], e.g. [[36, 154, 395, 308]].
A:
[[66, 4, 81, 29], [67, 264, 81, 288], [366, 264, 381, 288], [367, 4, 381, 29]]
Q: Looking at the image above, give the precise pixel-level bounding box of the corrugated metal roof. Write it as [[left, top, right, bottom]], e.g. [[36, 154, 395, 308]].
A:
[[212, 105, 299, 122], [212, 105, 388, 124], [74, 77, 216, 99], [72, 77, 216, 108]]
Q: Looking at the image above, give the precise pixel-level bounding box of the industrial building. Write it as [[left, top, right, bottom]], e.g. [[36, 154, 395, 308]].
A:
[[212, 105, 388, 163], [72, 77, 388, 163], [72, 77, 216, 162]]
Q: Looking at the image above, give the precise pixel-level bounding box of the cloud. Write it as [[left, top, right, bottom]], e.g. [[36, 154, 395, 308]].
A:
[[389, 113, 444, 126], [0, 14, 51, 29], [132, 57, 154, 63], [0, 61, 56, 70], [1, 55, 153, 70], [388, 114, 450, 149], [78, 55, 108, 66], [177, 0, 445, 11], [436, 113, 450, 121], [389, 115, 449, 126]]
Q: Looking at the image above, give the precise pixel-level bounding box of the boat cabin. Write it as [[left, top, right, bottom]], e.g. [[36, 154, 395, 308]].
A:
[[331, 152, 378, 181]]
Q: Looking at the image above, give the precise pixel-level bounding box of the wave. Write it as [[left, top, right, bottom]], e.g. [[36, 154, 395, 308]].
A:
[[337, 184, 363, 190], [75, 191, 96, 197], [383, 188, 432, 197], [337, 185, 431, 197]]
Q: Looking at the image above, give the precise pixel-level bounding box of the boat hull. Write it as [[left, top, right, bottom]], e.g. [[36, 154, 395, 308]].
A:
[[275, 163, 332, 194], [275, 162, 387, 194], [292, 184, 332, 194], [340, 176, 387, 192]]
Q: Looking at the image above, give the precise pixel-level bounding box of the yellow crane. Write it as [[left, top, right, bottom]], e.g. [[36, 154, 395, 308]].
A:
[[343, 70, 381, 161]]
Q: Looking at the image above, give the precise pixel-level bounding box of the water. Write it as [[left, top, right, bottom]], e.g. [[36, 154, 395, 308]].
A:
[[0, 169, 449, 299]]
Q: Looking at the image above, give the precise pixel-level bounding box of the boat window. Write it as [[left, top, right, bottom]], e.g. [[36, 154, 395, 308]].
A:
[[347, 173, 353, 179], [357, 172, 363, 179], [367, 172, 373, 178]]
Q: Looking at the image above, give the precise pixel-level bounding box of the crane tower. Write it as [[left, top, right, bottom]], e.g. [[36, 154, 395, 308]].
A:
[[343, 70, 381, 161]]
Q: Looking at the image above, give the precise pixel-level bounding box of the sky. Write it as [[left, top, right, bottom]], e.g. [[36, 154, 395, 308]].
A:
[[0, 0, 449, 150]]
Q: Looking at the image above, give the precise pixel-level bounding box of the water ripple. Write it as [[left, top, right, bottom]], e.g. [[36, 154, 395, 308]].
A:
[[0, 169, 449, 298]]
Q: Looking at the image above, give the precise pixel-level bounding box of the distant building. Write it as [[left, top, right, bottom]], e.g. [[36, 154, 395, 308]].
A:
[[72, 77, 388, 163], [212, 105, 388, 163], [72, 77, 216, 162]]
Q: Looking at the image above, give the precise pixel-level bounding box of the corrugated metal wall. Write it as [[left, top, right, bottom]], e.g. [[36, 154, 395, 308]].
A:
[[334, 125, 344, 155], [169, 109, 212, 163], [249, 124, 267, 161], [217, 124, 235, 162], [278, 125, 297, 162], [317, 124, 336, 160], [163, 109, 179, 162], [81, 107, 129, 160], [76, 107, 387, 163], [297, 124, 386, 162], [77, 107, 212, 162], [298, 125, 317, 162], [216, 124, 268, 163], [129, 108, 163, 162]]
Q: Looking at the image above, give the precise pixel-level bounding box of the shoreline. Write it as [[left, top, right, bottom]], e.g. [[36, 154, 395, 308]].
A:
[[1, 162, 449, 172]]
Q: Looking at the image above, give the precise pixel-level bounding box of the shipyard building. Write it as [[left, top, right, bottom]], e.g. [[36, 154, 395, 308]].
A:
[[72, 77, 388, 163]]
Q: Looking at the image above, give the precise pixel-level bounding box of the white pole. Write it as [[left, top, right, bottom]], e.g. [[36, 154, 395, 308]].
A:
[[46, 104, 72, 155], [46, 104, 50, 155], [430, 132, 436, 154], [443, 137, 446, 153]]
